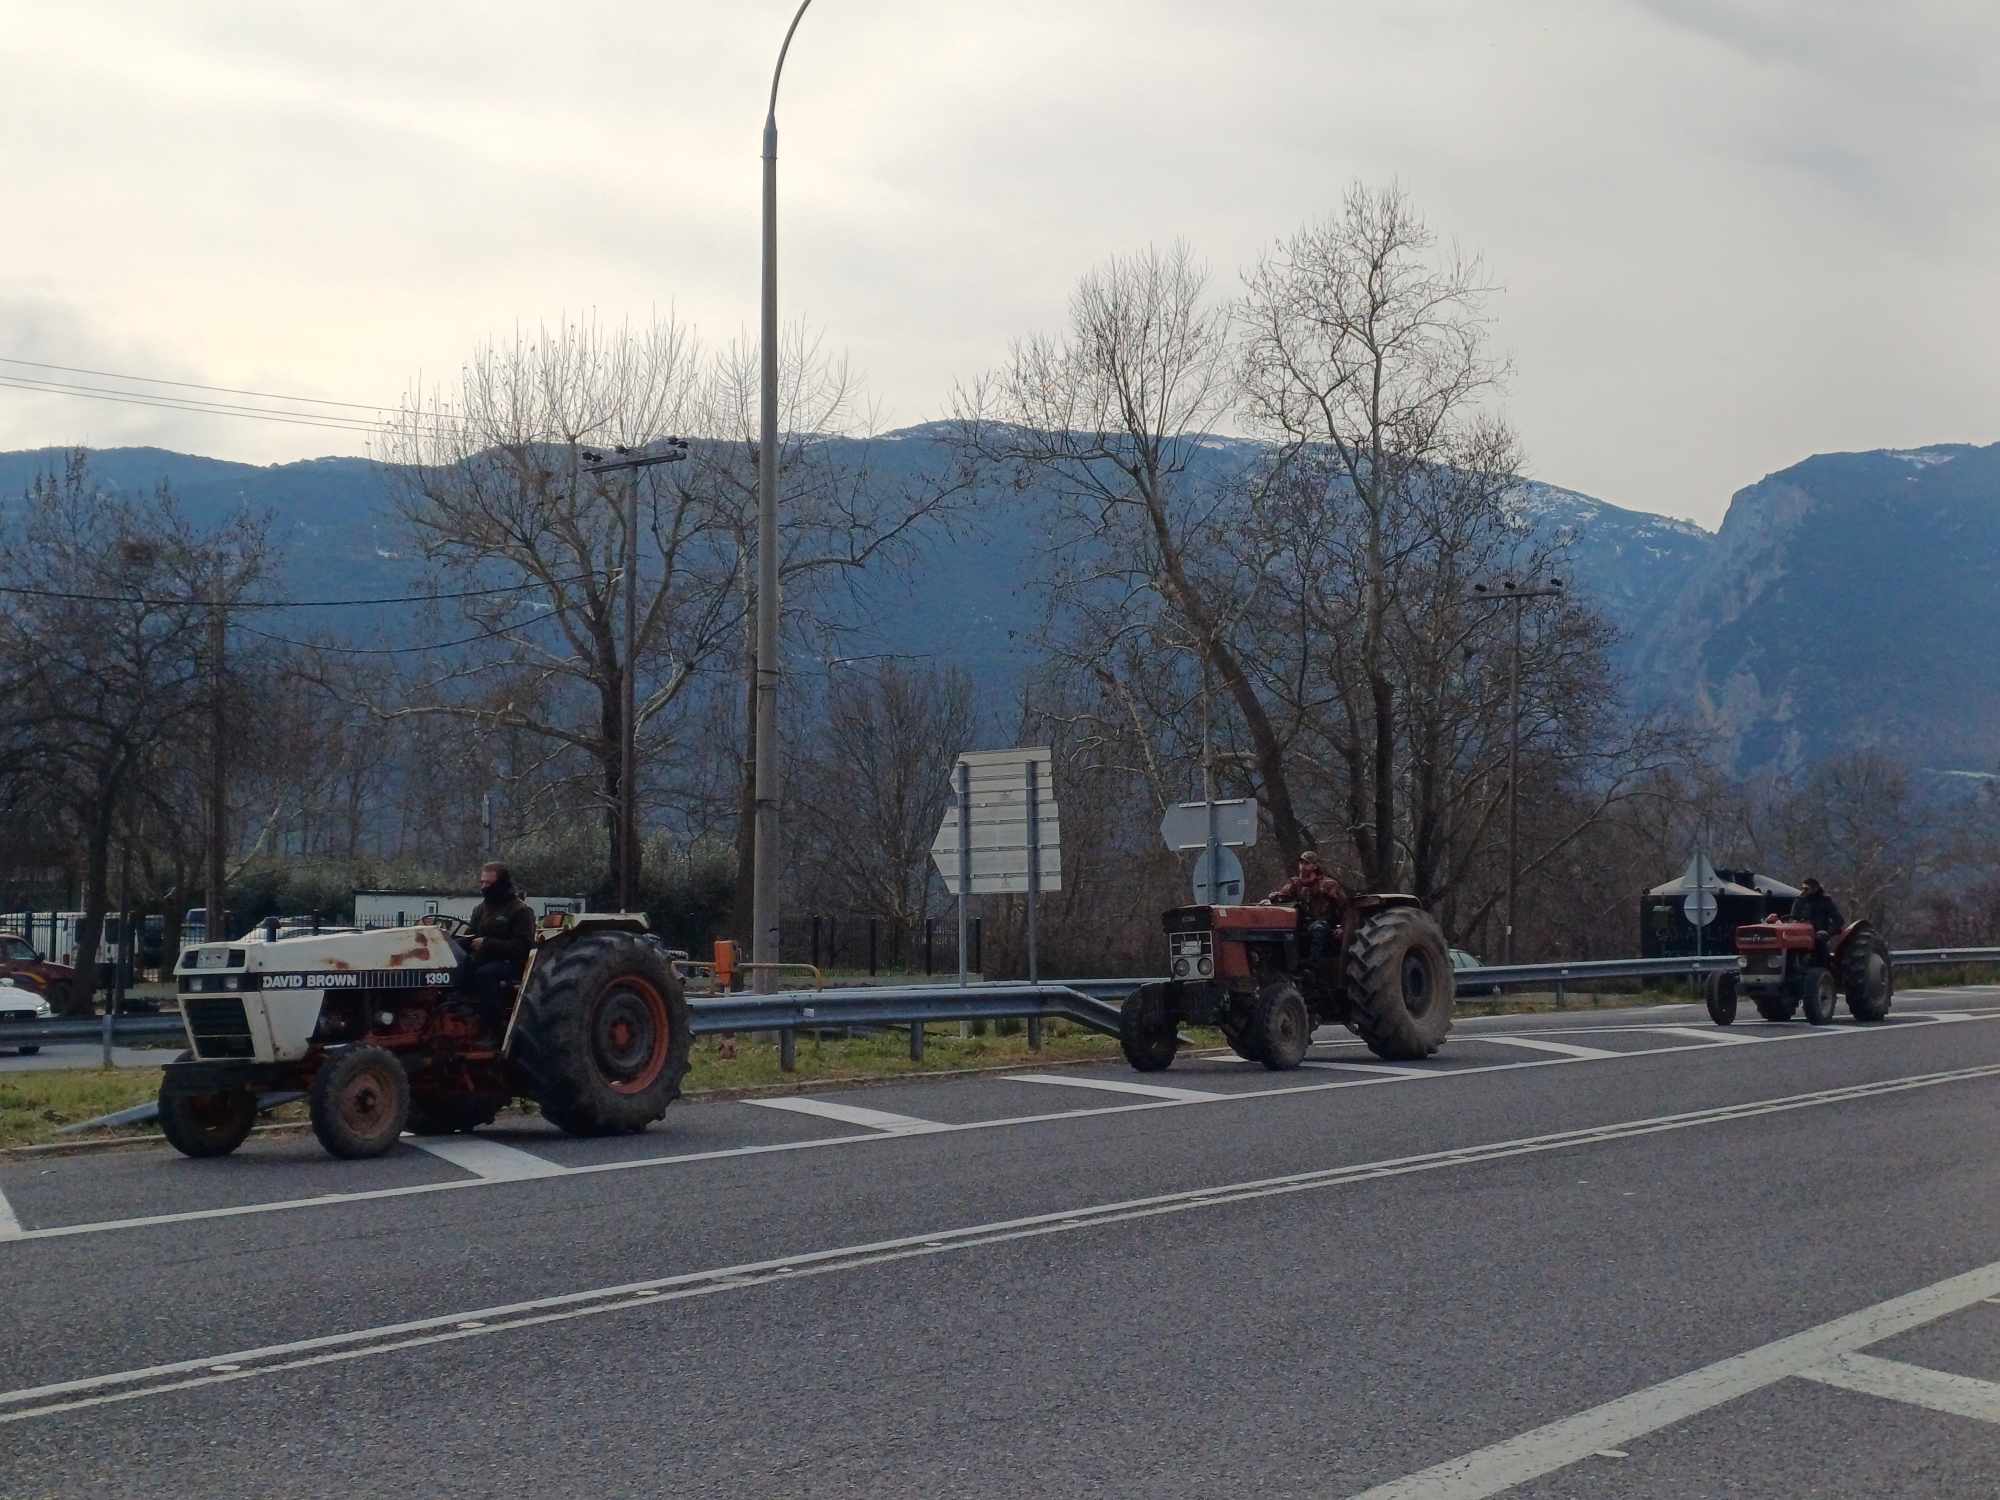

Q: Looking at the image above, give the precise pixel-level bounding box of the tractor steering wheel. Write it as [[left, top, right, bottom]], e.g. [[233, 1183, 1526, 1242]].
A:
[[422, 914, 474, 940]]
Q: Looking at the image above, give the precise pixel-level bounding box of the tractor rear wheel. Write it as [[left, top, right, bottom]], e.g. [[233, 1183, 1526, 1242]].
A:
[[1343, 907, 1454, 1060], [1251, 981, 1311, 1071], [310, 1046, 411, 1158], [1803, 969, 1839, 1026], [1706, 972, 1739, 1026], [1841, 927, 1893, 1023], [159, 1054, 257, 1159], [510, 932, 691, 1136], [1120, 984, 1179, 1072]]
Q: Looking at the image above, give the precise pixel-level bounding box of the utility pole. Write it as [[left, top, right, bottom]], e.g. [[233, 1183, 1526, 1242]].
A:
[[1466, 578, 1564, 963], [204, 560, 226, 946], [758, 0, 815, 992], [582, 440, 689, 911]]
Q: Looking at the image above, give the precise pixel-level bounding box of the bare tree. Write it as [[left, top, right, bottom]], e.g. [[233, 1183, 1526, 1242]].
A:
[[0, 453, 270, 1007], [1239, 183, 1512, 887]]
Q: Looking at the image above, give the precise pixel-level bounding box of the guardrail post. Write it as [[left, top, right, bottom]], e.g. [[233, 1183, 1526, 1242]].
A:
[[780, 1026, 796, 1073], [1553, 979, 1566, 1010], [910, 1020, 924, 1062], [868, 918, 878, 976], [1028, 1015, 1043, 1051]]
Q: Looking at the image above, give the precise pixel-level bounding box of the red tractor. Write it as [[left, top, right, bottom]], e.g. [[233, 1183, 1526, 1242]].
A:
[[1119, 895, 1454, 1072], [1707, 916, 1893, 1026]]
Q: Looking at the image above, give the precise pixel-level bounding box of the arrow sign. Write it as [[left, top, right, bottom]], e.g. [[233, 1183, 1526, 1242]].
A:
[[932, 748, 1061, 896], [1160, 798, 1259, 851]]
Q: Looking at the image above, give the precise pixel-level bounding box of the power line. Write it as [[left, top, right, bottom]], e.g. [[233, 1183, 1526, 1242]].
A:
[[0, 355, 407, 412], [237, 608, 575, 656], [0, 574, 596, 610], [0, 375, 418, 438]]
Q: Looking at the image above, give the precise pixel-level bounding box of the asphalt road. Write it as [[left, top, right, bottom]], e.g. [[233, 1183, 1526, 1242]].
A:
[[4, 985, 1999, 1499]]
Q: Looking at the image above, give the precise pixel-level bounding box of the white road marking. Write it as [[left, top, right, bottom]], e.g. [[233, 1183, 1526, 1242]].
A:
[[1350, 1257, 2000, 1499], [5, 1063, 2000, 1426], [1461, 1036, 1621, 1061], [1797, 1352, 2000, 1423], [7, 1014, 1998, 1247], [1645, 1025, 1764, 1046], [1305, 1060, 1437, 1077], [1905, 1011, 1975, 1022], [1007, 1072, 1223, 1102], [742, 1098, 944, 1133], [0, 1184, 20, 1240], [403, 1136, 565, 1181]]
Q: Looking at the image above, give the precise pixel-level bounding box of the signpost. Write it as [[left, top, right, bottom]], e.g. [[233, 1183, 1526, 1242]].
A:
[[931, 746, 1062, 984]]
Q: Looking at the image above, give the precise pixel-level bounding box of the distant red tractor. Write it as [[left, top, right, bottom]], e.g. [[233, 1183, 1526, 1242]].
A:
[[1707, 917, 1893, 1027], [1120, 895, 1454, 1072]]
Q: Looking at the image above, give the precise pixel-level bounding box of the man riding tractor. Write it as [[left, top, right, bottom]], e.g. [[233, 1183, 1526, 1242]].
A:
[[1261, 851, 1347, 962]]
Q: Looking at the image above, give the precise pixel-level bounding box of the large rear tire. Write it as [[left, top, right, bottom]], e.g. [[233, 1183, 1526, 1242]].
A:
[[1343, 907, 1454, 1060], [159, 1053, 257, 1159], [1707, 972, 1739, 1026], [1119, 984, 1179, 1072], [1251, 981, 1311, 1071], [1841, 927, 1893, 1023], [1803, 969, 1839, 1027], [509, 932, 691, 1135], [310, 1046, 411, 1159]]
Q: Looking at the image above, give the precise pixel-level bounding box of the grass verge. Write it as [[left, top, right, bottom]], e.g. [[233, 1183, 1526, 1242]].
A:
[[0, 1068, 166, 1150]]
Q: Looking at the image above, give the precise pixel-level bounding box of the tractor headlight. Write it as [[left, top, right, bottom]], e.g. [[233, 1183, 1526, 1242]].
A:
[[1196, 956, 1214, 977], [1736, 956, 1748, 970], [1172, 957, 1190, 978], [34, 998, 52, 1018]]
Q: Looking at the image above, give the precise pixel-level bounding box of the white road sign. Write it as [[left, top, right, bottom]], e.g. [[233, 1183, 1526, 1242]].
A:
[[932, 748, 1061, 896], [1160, 798, 1259, 851]]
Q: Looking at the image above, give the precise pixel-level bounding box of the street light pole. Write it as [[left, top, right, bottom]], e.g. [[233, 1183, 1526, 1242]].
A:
[[1467, 578, 1564, 963], [582, 440, 689, 912], [756, 0, 813, 991]]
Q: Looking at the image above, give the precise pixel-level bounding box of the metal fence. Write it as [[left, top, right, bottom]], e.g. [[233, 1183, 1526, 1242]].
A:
[[7, 946, 1996, 1058]]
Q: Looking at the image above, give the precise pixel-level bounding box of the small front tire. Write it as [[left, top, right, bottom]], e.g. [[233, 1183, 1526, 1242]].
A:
[[1803, 970, 1839, 1027], [1119, 985, 1179, 1072], [1706, 972, 1739, 1027], [310, 1046, 411, 1159], [159, 1087, 257, 1158]]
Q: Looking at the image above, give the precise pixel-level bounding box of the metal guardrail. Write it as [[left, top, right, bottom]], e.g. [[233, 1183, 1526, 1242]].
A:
[[5, 946, 1997, 1053]]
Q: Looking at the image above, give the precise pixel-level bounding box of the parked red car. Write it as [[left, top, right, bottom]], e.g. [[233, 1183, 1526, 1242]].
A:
[[0, 931, 78, 1012]]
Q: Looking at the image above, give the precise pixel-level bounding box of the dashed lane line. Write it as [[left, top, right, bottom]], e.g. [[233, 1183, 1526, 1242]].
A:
[[402, 1136, 566, 1181], [1797, 1352, 2000, 1424], [741, 1098, 946, 1133], [1006, 1073, 1225, 1102], [4, 1011, 1995, 1245], [1350, 1252, 2000, 1499], [5, 1061, 1998, 1427]]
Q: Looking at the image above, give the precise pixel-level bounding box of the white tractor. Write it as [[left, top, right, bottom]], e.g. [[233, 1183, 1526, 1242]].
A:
[[161, 913, 691, 1160]]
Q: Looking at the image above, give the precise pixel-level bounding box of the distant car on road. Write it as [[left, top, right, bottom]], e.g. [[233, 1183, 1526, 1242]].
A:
[[1449, 948, 1504, 997], [0, 975, 53, 1054], [0, 930, 78, 1013]]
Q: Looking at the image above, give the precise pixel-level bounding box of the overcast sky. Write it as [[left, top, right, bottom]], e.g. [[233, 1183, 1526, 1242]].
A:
[[3, 0, 1994, 527]]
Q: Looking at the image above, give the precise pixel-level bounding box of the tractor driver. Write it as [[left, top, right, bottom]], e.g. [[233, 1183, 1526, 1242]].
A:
[[1262, 851, 1349, 963], [461, 861, 535, 1023], [1790, 877, 1844, 963]]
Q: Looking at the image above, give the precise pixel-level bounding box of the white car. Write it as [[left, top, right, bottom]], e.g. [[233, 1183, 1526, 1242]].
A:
[[0, 976, 53, 1054]]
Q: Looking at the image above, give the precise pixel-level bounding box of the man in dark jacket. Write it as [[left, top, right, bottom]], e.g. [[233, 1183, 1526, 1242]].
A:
[[462, 862, 535, 1022], [1790, 878, 1845, 964], [1263, 851, 1349, 962]]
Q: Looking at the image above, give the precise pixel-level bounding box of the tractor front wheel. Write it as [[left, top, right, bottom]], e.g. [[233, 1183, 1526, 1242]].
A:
[[1119, 985, 1179, 1072], [1251, 981, 1311, 1071], [1803, 970, 1839, 1027], [159, 1086, 257, 1158], [1841, 927, 1893, 1023], [310, 1046, 411, 1159], [1706, 972, 1739, 1026]]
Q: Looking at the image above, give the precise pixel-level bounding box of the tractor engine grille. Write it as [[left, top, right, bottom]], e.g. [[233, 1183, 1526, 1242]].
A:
[[1168, 930, 1214, 980], [185, 997, 255, 1059]]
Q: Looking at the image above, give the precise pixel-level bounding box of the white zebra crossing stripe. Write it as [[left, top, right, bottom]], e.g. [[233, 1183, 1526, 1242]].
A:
[[742, 1098, 944, 1133], [1465, 1035, 1621, 1061], [1797, 1352, 2000, 1424], [1006, 1073, 1223, 1102]]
